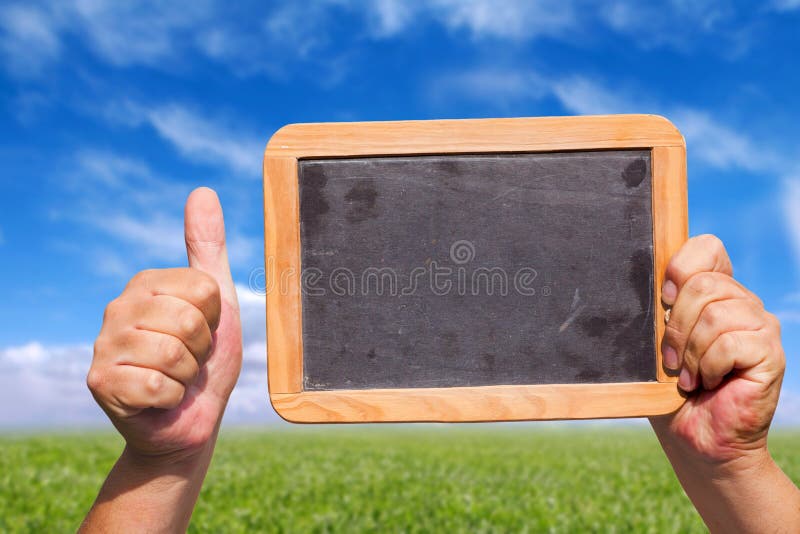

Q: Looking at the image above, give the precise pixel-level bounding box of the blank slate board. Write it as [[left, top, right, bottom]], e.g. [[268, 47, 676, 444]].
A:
[[264, 115, 688, 422], [299, 151, 655, 389]]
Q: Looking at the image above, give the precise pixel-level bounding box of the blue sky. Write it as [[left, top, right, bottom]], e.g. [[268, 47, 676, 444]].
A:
[[0, 0, 799, 427]]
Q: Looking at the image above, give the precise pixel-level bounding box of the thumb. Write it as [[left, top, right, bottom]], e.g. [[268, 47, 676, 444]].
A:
[[184, 187, 238, 307]]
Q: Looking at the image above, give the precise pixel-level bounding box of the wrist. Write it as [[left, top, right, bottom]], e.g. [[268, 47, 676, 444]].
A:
[[115, 420, 221, 493], [651, 417, 776, 488], [80, 434, 219, 533], [650, 415, 770, 467], [120, 436, 217, 483], [121, 413, 223, 472], [702, 447, 775, 487]]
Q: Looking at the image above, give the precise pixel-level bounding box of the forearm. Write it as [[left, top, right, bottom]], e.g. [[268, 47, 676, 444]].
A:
[[79, 436, 218, 533], [652, 421, 800, 533]]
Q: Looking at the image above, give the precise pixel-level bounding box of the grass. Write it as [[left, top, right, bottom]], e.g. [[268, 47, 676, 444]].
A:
[[1, 426, 798, 533]]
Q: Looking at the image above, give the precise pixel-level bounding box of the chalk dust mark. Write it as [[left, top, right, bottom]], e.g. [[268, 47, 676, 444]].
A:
[[559, 288, 587, 333]]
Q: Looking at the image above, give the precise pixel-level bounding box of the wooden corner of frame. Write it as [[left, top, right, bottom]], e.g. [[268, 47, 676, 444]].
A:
[[264, 123, 307, 158], [269, 392, 307, 423], [641, 114, 686, 147]]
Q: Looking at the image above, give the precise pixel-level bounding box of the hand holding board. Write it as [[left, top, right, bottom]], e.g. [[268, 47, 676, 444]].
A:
[[263, 115, 687, 422]]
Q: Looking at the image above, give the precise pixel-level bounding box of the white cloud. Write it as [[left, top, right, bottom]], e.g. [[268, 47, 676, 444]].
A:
[[224, 284, 272, 422], [0, 1, 772, 83], [784, 179, 800, 271], [429, 70, 631, 115], [430, 69, 784, 175], [75, 149, 153, 186], [67, 0, 210, 67], [0, 5, 59, 77], [66, 150, 187, 266], [776, 310, 800, 324], [144, 105, 263, 176], [0, 1, 213, 76], [0, 341, 98, 427], [599, 1, 740, 52], [221, 4, 356, 85], [0, 285, 274, 428], [368, 0, 752, 54], [368, 0, 415, 38], [263, 4, 326, 59], [60, 149, 260, 276], [774, 389, 800, 426], [548, 77, 777, 173], [771, 0, 800, 11], [7, 1, 567, 80], [671, 109, 781, 173], [98, 213, 185, 264], [430, 69, 547, 108], [784, 292, 800, 303], [106, 101, 263, 176], [91, 251, 130, 278], [370, 0, 739, 48], [551, 76, 638, 115], [430, 0, 576, 41], [227, 233, 262, 270], [0, 1, 341, 82], [194, 3, 341, 80]]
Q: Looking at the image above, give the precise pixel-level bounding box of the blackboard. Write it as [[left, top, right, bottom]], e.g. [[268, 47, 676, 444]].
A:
[[298, 151, 656, 390], [264, 115, 687, 422]]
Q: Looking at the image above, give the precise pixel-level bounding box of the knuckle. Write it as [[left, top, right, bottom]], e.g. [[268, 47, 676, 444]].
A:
[[128, 269, 154, 289], [682, 354, 698, 371], [155, 378, 185, 408], [86, 368, 105, 393], [93, 335, 112, 358], [686, 272, 717, 296], [115, 327, 139, 348], [184, 360, 200, 382], [102, 298, 126, 323], [197, 337, 212, 360], [161, 337, 185, 368], [665, 260, 688, 285], [699, 301, 724, 330], [698, 354, 716, 377], [98, 330, 138, 367], [179, 307, 205, 339], [764, 311, 781, 334], [776, 348, 786, 373], [760, 314, 785, 365], [190, 271, 220, 305], [718, 331, 741, 355], [744, 290, 765, 310], [664, 321, 684, 344], [758, 328, 785, 375], [145, 371, 164, 397], [698, 234, 724, 253]]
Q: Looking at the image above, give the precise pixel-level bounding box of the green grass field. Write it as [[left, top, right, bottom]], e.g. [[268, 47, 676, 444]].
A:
[[1, 426, 798, 532]]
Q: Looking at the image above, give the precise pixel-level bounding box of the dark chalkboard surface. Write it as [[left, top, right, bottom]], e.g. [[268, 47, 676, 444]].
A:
[[298, 150, 656, 391]]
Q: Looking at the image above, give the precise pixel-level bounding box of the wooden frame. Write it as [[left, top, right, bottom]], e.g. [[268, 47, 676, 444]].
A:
[[263, 115, 687, 423]]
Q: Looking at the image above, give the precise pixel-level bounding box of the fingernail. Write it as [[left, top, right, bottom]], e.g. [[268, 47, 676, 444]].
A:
[[662, 280, 677, 304], [679, 368, 695, 391], [663, 345, 678, 369]]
